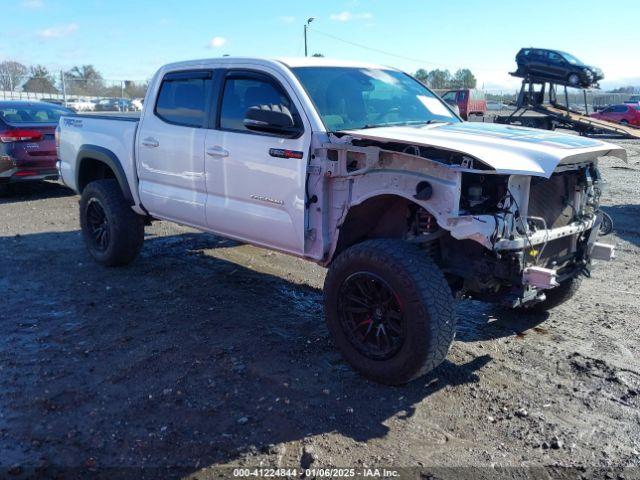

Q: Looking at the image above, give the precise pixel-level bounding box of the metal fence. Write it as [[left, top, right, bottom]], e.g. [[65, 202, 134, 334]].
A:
[[480, 89, 637, 110], [0, 73, 148, 110]]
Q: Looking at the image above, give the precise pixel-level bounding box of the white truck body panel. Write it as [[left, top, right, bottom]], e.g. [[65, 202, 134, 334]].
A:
[[58, 116, 144, 210], [344, 122, 626, 178]]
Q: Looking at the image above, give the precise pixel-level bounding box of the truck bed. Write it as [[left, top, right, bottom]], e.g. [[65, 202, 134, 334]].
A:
[[72, 112, 141, 121], [57, 114, 140, 204]]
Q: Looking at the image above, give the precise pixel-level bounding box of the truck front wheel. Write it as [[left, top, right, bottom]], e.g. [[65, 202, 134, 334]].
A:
[[79, 179, 145, 267], [324, 239, 456, 385]]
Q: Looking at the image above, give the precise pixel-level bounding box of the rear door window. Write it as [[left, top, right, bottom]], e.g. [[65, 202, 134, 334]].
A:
[[155, 71, 213, 128]]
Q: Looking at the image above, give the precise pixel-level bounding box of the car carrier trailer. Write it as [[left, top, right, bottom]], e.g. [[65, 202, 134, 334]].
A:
[[494, 75, 640, 139]]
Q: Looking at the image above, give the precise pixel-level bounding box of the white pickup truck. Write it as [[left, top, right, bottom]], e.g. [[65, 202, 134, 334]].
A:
[[57, 57, 623, 385]]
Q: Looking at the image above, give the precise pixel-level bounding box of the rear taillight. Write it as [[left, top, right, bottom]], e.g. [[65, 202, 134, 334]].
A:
[[55, 124, 61, 148], [0, 129, 44, 143]]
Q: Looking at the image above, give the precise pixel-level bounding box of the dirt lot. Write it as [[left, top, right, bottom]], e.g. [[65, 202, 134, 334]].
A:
[[1, 140, 639, 478]]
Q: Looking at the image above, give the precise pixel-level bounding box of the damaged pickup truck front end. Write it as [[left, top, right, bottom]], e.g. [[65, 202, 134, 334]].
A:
[[309, 122, 624, 308]]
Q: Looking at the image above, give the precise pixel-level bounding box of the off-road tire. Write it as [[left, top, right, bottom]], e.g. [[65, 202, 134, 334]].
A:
[[79, 179, 144, 267], [521, 276, 583, 313], [568, 73, 581, 87], [324, 239, 456, 385]]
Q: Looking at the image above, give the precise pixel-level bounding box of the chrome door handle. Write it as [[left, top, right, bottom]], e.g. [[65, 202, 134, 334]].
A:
[[206, 146, 229, 157], [141, 137, 159, 148]]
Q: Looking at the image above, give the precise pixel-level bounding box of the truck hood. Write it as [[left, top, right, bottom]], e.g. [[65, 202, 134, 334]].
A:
[[343, 122, 626, 177]]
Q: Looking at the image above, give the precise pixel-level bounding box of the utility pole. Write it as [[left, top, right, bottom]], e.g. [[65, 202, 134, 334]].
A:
[[304, 17, 315, 57], [60, 70, 67, 105]]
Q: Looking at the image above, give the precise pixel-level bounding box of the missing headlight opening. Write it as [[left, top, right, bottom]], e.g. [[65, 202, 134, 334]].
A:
[[459, 173, 510, 215]]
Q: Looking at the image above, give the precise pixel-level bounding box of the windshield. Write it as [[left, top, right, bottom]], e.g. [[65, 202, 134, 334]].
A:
[[559, 52, 584, 66], [0, 103, 72, 125], [292, 67, 459, 131]]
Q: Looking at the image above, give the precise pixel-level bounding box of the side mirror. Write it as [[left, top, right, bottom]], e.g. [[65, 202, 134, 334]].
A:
[[243, 106, 299, 137]]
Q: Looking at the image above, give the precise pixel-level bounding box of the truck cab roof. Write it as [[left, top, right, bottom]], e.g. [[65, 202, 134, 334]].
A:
[[157, 56, 393, 73]]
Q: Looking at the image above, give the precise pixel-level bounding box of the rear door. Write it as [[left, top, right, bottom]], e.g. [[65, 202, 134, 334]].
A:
[[613, 105, 631, 122], [203, 68, 310, 255], [136, 70, 214, 227], [527, 50, 547, 77]]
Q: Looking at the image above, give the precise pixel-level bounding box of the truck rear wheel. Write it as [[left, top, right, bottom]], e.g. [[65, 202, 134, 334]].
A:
[[79, 179, 144, 267], [324, 239, 456, 385]]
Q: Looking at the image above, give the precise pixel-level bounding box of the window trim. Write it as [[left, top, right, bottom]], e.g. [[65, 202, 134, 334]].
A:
[[215, 69, 305, 139], [153, 69, 214, 129]]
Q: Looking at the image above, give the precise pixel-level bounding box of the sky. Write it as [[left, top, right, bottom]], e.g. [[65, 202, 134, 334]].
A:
[[2, 0, 639, 91]]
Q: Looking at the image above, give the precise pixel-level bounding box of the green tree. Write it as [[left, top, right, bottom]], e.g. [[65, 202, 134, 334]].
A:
[[0, 60, 28, 91], [427, 69, 452, 89], [65, 64, 104, 95], [452, 68, 477, 89], [22, 65, 58, 93], [609, 86, 636, 94], [414, 68, 429, 85]]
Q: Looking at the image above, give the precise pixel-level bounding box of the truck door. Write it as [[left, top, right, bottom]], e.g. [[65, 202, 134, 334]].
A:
[[136, 70, 213, 227], [457, 90, 468, 118], [204, 69, 310, 255]]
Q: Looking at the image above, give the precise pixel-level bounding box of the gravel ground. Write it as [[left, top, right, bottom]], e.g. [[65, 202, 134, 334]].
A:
[[0, 139, 639, 479]]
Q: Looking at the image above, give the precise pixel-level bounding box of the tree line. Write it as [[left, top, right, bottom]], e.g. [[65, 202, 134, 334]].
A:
[[0, 60, 147, 98], [609, 86, 640, 94], [413, 68, 477, 90]]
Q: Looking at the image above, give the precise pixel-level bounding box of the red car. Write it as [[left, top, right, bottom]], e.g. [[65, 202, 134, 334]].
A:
[[0, 101, 72, 191], [590, 104, 640, 127], [440, 89, 487, 120]]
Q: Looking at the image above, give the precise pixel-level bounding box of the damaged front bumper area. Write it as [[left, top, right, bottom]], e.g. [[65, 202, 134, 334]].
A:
[[444, 164, 616, 308], [443, 221, 614, 308]]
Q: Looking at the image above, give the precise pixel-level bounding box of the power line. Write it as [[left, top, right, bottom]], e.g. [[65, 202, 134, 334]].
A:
[[307, 27, 507, 73]]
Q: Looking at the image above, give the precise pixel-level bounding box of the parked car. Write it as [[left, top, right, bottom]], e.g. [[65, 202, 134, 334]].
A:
[[66, 98, 95, 112], [440, 89, 486, 119], [131, 98, 144, 111], [0, 101, 73, 190], [624, 95, 640, 105], [57, 57, 619, 385], [486, 100, 512, 111], [590, 104, 640, 126], [94, 98, 134, 112], [514, 48, 603, 88]]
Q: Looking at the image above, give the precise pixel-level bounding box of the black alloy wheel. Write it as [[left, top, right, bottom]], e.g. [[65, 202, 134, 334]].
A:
[[85, 198, 110, 252], [338, 271, 405, 360]]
